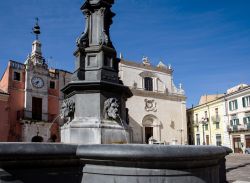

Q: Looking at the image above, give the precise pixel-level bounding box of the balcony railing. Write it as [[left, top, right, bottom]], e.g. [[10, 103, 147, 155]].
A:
[[17, 110, 58, 123]]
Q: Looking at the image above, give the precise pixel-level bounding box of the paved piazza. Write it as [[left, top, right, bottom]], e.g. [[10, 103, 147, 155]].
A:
[[226, 154, 250, 183]]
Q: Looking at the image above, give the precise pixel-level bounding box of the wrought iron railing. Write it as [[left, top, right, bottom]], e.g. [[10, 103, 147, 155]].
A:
[[17, 110, 58, 123]]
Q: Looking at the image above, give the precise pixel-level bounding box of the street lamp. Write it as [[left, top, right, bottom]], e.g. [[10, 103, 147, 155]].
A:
[[178, 129, 184, 145], [200, 117, 208, 145]]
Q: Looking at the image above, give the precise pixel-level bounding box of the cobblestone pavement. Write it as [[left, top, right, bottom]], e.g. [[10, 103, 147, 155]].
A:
[[226, 154, 250, 183]]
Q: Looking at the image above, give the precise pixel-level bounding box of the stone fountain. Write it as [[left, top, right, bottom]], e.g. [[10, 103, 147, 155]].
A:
[[0, 1, 231, 183]]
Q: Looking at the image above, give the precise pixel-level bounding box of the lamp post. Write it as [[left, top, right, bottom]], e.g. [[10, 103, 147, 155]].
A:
[[200, 117, 208, 145], [178, 129, 184, 145]]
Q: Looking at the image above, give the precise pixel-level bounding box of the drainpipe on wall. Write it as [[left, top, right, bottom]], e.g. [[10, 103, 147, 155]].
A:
[[224, 93, 231, 148]]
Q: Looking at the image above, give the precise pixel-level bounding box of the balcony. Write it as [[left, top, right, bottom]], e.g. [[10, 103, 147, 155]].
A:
[[211, 115, 220, 123], [17, 110, 58, 123], [227, 124, 250, 132]]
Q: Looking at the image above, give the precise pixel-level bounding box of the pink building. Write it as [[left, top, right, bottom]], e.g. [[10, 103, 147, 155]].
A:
[[0, 89, 9, 141], [0, 26, 71, 142]]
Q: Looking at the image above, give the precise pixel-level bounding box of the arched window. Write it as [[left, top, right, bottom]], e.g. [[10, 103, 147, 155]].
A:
[[144, 77, 153, 91]]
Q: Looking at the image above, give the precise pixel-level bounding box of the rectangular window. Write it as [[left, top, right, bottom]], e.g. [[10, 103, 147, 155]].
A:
[[195, 114, 198, 123], [229, 100, 238, 111], [204, 111, 208, 119], [205, 124, 208, 131], [242, 96, 250, 108], [215, 108, 218, 116], [216, 122, 220, 129], [243, 116, 250, 124], [213, 108, 220, 123], [196, 134, 200, 145], [216, 134, 222, 146], [13, 71, 21, 81], [230, 118, 240, 126], [50, 81, 56, 89]]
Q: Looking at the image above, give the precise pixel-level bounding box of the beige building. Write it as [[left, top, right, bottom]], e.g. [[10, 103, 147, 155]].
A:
[[187, 94, 226, 146], [187, 84, 250, 153], [119, 57, 187, 144]]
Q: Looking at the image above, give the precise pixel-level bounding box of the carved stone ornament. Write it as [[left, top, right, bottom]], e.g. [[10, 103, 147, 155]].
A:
[[103, 98, 119, 120], [145, 99, 157, 112], [60, 99, 75, 120]]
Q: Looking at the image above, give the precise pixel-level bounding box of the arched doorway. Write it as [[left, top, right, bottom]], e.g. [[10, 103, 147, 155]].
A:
[[31, 135, 44, 142], [142, 115, 161, 144]]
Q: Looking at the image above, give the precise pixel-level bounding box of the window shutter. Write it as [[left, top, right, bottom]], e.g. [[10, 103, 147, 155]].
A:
[[236, 119, 239, 125], [229, 102, 232, 111], [230, 120, 233, 126], [235, 100, 238, 109], [243, 117, 246, 124], [242, 98, 245, 107]]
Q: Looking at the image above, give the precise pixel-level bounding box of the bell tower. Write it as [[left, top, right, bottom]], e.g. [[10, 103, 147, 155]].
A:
[[25, 18, 47, 68], [22, 18, 50, 142]]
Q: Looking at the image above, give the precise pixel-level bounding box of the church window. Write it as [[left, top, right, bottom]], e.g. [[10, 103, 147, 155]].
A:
[[144, 77, 153, 91]]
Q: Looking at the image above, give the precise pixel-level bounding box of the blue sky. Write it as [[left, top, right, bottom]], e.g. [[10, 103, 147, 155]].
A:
[[0, 0, 249, 107]]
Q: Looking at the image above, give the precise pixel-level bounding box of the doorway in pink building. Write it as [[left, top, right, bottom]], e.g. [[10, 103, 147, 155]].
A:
[[32, 97, 42, 120]]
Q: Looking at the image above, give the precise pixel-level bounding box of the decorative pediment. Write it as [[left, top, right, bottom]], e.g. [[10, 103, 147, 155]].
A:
[[139, 71, 157, 78]]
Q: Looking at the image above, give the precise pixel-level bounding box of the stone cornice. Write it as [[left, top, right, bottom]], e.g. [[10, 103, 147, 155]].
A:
[[120, 60, 173, 75], [187, 97, 224, 112], [0, 92, 9, 101], [188, 86, 250, 111], [131, 89, 186, 102]]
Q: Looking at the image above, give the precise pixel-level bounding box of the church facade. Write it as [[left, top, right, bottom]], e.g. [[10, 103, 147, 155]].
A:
[[120, 58, 187, 144]]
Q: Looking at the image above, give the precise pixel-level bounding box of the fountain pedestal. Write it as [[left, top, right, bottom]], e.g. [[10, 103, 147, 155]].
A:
[[60, 0, 132, 144]]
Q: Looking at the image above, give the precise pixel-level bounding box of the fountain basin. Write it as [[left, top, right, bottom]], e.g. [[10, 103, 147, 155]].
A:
[[77, 144, 231, 183], [0, 143, 231, 183]]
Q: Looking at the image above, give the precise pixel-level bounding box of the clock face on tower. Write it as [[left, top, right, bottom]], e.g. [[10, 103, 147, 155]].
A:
[[31, 76, 44, 88]]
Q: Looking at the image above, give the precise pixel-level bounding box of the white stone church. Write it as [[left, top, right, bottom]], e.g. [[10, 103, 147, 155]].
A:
[[119, 57, 187, 145]]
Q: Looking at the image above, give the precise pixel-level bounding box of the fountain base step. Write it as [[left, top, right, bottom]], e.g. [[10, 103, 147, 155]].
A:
[[61, 121, 130, 144]]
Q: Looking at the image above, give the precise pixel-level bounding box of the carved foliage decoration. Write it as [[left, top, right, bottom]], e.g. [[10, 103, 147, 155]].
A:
[[103, 98, 119, 120], [145, 99, 157, 112], [60, 98, 75, 121]]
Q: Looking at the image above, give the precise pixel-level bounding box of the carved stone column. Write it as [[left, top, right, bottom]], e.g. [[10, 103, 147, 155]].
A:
[[61, 0, 132, 144]]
